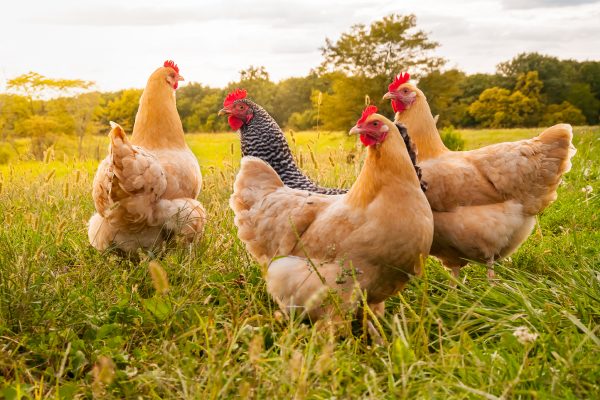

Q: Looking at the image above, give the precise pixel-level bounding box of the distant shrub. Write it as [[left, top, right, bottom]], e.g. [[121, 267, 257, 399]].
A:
[[286, 109, 316, 131], [541, 101, 587, 126], [440, 125, 465, 151]]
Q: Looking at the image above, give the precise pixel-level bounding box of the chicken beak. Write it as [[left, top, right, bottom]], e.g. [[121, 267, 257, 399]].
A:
[[382, 91, 395, 100], [349, 125, 362, 136], [178, 75, 185, 82], [218, 107, 229, 117]]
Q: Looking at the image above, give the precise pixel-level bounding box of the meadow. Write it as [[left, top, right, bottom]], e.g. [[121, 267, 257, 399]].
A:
[[0, 126, 599, 399]]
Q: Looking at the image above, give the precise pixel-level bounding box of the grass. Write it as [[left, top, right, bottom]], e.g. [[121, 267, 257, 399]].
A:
[[0, 126, 599, 399]]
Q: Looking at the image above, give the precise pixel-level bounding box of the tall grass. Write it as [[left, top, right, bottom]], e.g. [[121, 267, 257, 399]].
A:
[[0, 127, 598, 398]]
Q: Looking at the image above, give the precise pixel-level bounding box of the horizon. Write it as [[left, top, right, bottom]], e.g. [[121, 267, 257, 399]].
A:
[[2, 0, 600, 92]]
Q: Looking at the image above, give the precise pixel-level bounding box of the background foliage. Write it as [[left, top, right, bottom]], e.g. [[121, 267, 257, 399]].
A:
[[1, 13, 599, 161]]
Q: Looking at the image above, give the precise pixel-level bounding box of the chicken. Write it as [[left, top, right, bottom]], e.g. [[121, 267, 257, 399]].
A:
[[229, 106, 433, 320], [88, 61, 205, 253], [218, 89, 346, 195], [384, 73, 576, 279]]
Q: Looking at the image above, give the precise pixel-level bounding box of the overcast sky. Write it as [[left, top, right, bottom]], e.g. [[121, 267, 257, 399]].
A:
[[1, 0, 599, 92]]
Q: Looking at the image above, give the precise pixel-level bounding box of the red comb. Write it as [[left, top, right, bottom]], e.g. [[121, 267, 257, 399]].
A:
[[223, 88, 247, 107], [164, 60, 179, 74], [388, 72, 410, 91], [357, 105, 378, 124]]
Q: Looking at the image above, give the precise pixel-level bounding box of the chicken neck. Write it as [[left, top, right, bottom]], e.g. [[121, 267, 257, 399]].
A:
[[131, 77, 187, 150], [346, 127, 421, 209], [395, 101, 448, 161]]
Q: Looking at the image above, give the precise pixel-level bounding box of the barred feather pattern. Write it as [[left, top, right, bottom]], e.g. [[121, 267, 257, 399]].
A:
[[395, 122, 427, 192], [238, 99, 347, 195]]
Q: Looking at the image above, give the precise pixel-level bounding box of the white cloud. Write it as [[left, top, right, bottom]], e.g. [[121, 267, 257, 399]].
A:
[[0, 0, 598, 91], [502, 0, 599, 9]]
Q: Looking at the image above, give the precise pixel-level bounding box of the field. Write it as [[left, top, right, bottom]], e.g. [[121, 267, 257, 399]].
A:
[[1, 126, 599, 399]]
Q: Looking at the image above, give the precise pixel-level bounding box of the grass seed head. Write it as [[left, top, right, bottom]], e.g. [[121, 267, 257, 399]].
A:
[[149, 261, 170, 294], [249, 333, 264, 365]]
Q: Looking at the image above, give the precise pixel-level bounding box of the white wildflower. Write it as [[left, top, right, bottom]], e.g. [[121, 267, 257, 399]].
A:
[[583, 167, 591, 177], [513, 326, 538, 344], [125, 366, 138, 378], [581, 185, 593, 194]]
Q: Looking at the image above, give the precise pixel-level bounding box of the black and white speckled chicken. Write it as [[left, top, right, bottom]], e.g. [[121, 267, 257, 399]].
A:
[[218, 89, 347, 195]]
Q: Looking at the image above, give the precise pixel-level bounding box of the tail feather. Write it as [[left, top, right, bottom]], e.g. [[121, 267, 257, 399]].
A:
[[102, 122, 168, 230], [230, 156, 285, 214], [527, 123, 576, 213], [229, 157, 332, 264], [473, 123, 576, 215], [537, 123, 576, 175]]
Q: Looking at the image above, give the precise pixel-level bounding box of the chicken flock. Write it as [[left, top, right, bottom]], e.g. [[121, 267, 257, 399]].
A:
[[88, 61, 576, 324]]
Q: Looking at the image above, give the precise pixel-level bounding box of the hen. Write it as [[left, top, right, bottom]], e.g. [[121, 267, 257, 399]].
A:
[[218, 89, 346, 195], [88, 61, 206, 253], [229, 106, 433, 320], [384, 73, 576, 279]]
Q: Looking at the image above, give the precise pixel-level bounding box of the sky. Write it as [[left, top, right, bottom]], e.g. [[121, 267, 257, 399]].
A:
[[1, 0, 599, 92]]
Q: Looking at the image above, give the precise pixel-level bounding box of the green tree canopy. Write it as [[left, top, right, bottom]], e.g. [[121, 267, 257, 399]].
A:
[[468, 71, 545, 128], [497, 53, 578, 104], [565, 83, 600, 124], [102, 89, 142, 133], [227, 66, 277, 118], [316, 73, 390, 130], [417, 69, 466, 127], [320, 14, 444, 78], [541, 101, 586, 126], [7, 72, 94, 113]]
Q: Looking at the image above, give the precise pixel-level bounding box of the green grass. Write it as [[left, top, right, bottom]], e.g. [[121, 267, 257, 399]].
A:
[[0, 127, 599, 398]]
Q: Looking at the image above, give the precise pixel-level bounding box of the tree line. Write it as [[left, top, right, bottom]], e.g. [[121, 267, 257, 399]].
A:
[[1, 14, 599, 160]]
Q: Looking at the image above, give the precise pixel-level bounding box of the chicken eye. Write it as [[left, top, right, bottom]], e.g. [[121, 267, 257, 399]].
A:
[[372, 121, 379, 126]]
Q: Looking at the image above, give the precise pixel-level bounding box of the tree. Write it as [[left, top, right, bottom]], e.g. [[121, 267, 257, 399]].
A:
[[271, 75, 320, 127], [515, 71, 542, 98], [458, 73, 514, 106], [320, 14, 444, 79], [102, 89, 142, 133], [468, 71, 544, 128], [14, 115, 62, 159], [497, 53, 578, 104], [514, 71, 544, 126], [468, 87, 512, 127], [316, 73, 390, 130], [0, 95, 31, 141], [579, 61, 600, 98], [66, 92, 103, 157], [468, 88, 538, 128], [5, 72, 96, 158], [287, 109, 316, 131], [565, 83, 600, 124], [417, 69, 466, 127], [228, 66, 277, 115], [6, 71, 94, 114], [541, 101, 586, 126], [177, 83, 225, 132]]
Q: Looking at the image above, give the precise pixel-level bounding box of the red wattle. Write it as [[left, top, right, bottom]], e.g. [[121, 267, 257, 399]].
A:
[[228, 116, 244, 130], [392, 99, 405, 113], [360, 134, 377, 147]]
